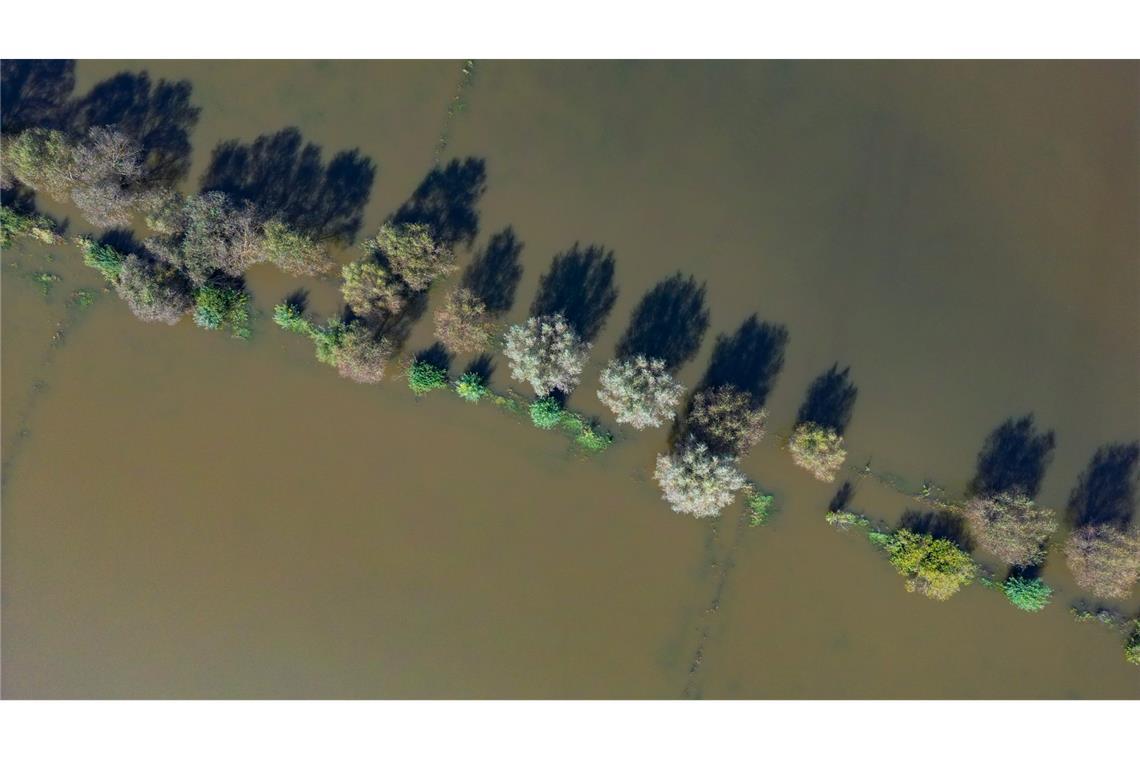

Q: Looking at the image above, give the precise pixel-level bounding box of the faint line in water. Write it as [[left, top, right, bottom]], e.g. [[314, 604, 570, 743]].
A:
[[432, 60, 476, 165]]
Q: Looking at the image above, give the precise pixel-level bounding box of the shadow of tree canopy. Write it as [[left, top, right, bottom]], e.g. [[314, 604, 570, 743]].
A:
[[464, 353, 496, 382], [899, 509, 974, 551], [1067, 442, 1139, 530], [461, 226, 523, 314], [71, 71, 201, 185], [615, 273, 710, 371], [1, 59, 76, 132], [200, 127, 375, 243], [796, 364, 858, 435], [392, 157, 486, 249], [968, 415, 1056, 498], [697, 315, 789, 407], [828, 481, 855, 513], [529, 243, 618, 342], [415, 341, 453, 374]]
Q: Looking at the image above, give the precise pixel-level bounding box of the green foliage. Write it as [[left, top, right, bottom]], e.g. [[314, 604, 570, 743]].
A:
[[1, 204, 60, 249], [272, 302, 314, 336], [193, 281, 252, 339], [67, 288, 97, 309], [562, 415, 613, 452], [1002, 576, 1053, 612], [1125, 621, 1140, 666], [75, 236, 125, 282], [312, 319, 348, 367], [454, 372, 488, 403], [25, 270, 61, 296], [882, 528, 977, 600], [867, 530, 892, 547], [363, 222, 455, 291], [788, 422, 847, 482], [262, 220, 332, 276], [407, 358, 449, 395], [529, 395, 564, 429], [826, 510, 870, 529], [747, 491, 774, 526], [1, 128, 75, 199]]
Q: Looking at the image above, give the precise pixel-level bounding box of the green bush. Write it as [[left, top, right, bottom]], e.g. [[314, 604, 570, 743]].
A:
[[1002, 576, 1053, 612], [574, 423, 613, 452], [1126, 621, 1140, 666], [272, 302, 314, 336], [529, 395, 564, 429], [75, 236, 126, 282], [883, 528, 977, 601], [407, 358, 448, 395], [747, 492, 774, 526], [454, 372, 488, 403], [194, 281, 252, 339], [1, 205, 60, 249]]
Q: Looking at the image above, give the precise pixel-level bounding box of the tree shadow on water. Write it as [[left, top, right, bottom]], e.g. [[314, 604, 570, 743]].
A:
[[615, 273, 709, 372], [464, 353, 495, 382], [968, 415, 1055, 498], [461, 226, 523, 314], [899, 509, 974, 551], [1, 59, 76, 132], [796, 364, 858, 435], [1067, 442, 1139, 530], [697, 315, 789, 407], [71, 71, 201, 185], [392, 157, 486, 249], [201, 127, 375, 243], [828, 481, 855, 513], [415, 342, 453, 374], [530, 243, 618, 342]]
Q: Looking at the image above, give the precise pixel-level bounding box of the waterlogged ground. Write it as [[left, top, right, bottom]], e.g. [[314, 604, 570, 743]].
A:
[[3, 61, 1138, 697]]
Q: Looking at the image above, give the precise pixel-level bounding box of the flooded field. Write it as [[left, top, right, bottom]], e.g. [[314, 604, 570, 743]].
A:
[[2, 60, 1138, 697]]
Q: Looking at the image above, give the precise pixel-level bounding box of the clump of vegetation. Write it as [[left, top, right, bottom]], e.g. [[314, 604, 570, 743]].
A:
[[114, 254, 195, 325], [1063, 524, 1140, 599], [341, 258, 407, 317], [363, 222, 455, 291], [193, 280, 252, 339], [68, 288, 98, 309], [825, 510, 872, 530], [503, 313, 591, 396], [454, 372, 488, 403], [67, 127, 145, 228], [654, 437, 747, 519], [596, 355, 685, 430], [1, 127, 77, 199], [407, 358, 449, 395], [25, 271, 61, 297], [434, 287, 493, 353], [746, 491, 774, 526], [1002, 575, 1053, 612], [75, 235, 126, 281], [261, 220, 332, 276], [146, 191, 262, 285], [572, 423, 613, 452], [1126, 621, 1140, 666], [687, 385, 767, 455], [529, 395, 564, 429], [962, 492, 1058, 567], [788, 422, 847, 482], [881, 528, 977, 600], [1, 204, 60, 249], [272, 302, 314, 335], [334, 323, 393, 383]]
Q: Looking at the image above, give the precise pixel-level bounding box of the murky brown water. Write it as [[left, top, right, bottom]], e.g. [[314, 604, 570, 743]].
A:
[[3, 60, 1138, 698]]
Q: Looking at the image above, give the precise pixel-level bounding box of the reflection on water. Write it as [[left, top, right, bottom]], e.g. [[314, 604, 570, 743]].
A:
[[2, 60, 1138, 697]]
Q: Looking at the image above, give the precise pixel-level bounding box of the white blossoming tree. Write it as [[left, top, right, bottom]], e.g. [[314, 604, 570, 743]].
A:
[[597, 355, 684, 430], [654, 437, 746, 518], [503, 313, 590, 395]]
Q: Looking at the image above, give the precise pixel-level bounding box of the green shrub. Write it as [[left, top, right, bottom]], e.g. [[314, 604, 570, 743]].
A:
[[574, 424, 613, 452], [882, 528, 977, 601], [826, 510, 870, 529], [1, 205, 60, 249], [194, 281, 252, 339], [454, 372, 488, 403], [262, 220, 332, 276], [747, 492, 774, 526], [272, 302, 313, 336], [312, 319, 347, 367], [407, 358, 448, 395], [1126, 621, 1140, 666], [788, 422, 847, 482], [1002, 576, 1053, 612], [529, 395, 564, 429], [75, 236, 125, 282]]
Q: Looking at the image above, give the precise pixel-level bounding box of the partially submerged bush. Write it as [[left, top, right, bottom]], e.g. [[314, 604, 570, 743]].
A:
[[688, 385, 767, 454], [788, 422, 847, 482], [311, 320, 392, 383], [341, 258, 407, 317], [73, 236, 126, 281], [148, 191, 262, 285], [114, 254, 195, 325], [529, 395, 564, 429], [597, 355, 685, 430], [1, 128, 76, 199], [434, 287, 493, 354], [272, 302, 314, 336], [407, 358, 449, 395], [1063, 525, 1140, 599], [262, 220, 332, 276], [454, 372, 488, 403], [363, 222, 455, 291], [1126, 621, 1140, 666], [962, 492, 1058, 567], [68, 127, 145, 228], [654, 437, 747, 519], [193, 280, 252, 339], [1, 205, 60, 249], [882, 528, 977, 600], [1002, 576, 1053, 612], [747, 491, 774, 526], [503, 313, 590, 396]]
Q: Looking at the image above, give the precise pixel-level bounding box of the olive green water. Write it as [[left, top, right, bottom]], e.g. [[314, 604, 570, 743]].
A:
[[3, 61, 1138, 698]]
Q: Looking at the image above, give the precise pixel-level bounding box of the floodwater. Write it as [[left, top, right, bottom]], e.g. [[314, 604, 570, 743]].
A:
[[2, 60, 1138, 698]]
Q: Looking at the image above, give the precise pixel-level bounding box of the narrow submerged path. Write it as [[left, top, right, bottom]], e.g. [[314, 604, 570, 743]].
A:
[[433, 60, 476, 165]]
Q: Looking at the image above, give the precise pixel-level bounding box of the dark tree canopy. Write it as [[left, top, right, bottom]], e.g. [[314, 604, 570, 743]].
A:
[[616, 273, 709, 371]]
